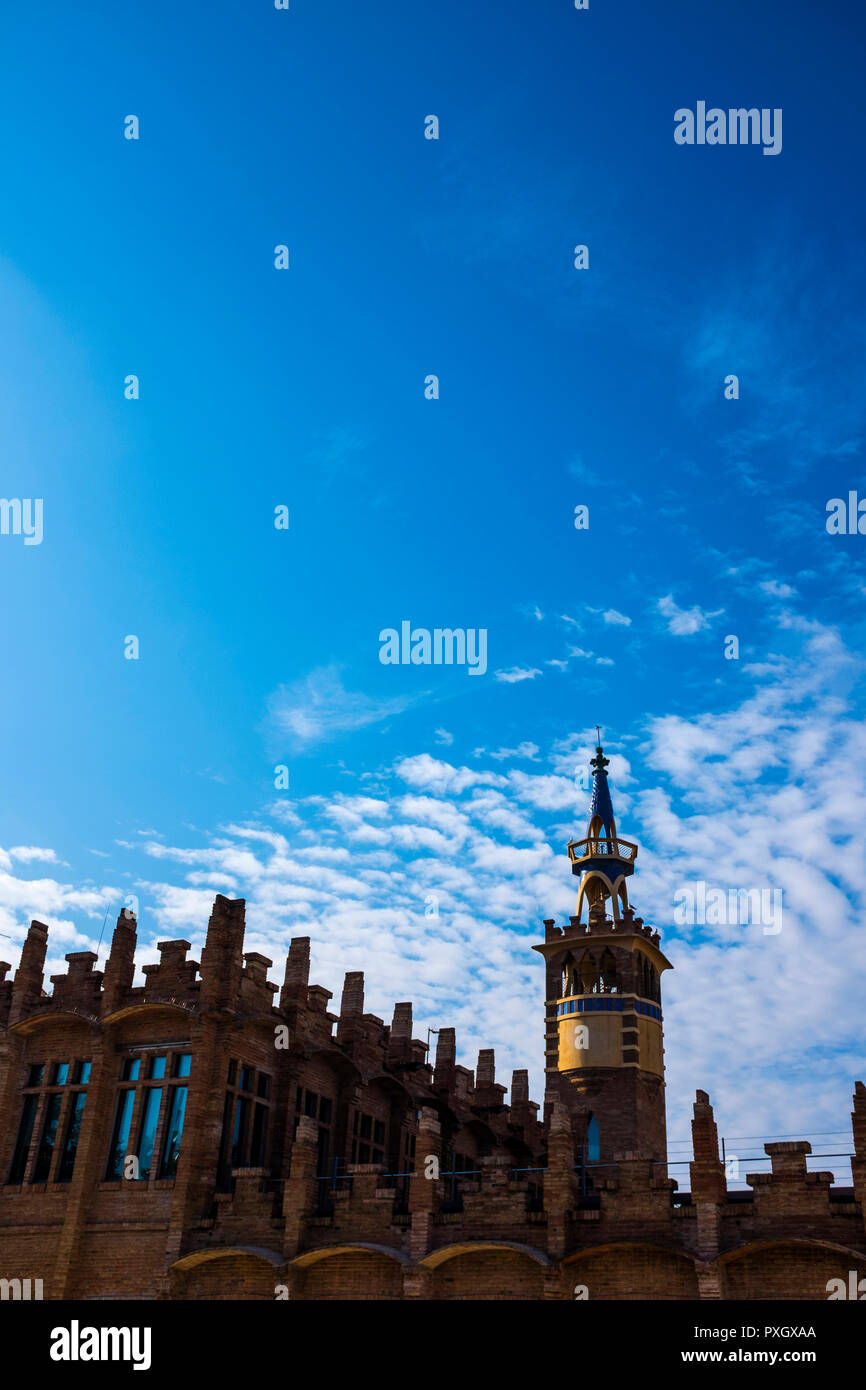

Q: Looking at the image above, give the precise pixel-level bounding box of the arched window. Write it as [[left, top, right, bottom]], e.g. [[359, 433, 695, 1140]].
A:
[[586, 1114, 600, 1164], [561, 953, 575, 997], [599, 948, 617, 994]]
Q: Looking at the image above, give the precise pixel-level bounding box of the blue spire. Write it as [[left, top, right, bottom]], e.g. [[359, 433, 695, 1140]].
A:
[[589, 742, 615, 835]]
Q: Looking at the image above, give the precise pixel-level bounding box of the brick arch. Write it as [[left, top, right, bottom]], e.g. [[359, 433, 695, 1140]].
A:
[[423, 1243, 548, 1301], [291, 1245, 406, 1300], [169, 1246, 285, 1301], [719, 1240, 866, 1301], [563, 1242, 700, 1300]]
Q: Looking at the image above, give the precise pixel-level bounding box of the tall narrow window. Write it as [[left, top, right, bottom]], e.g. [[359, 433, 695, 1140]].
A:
[[32, 1094, 63, 1182], [106, 1088, 136, 1180], [8, 1095, 39, 1184], [317, 1125, 329, 1174], [57, 1091, 87, 1182], [250, 1102, 268, 1167], [219, 1063, 272, 1179], [158, 1085, 188, 1178], [231, 1096, 250, 1167], [587, 1114, 601, 1164], [137, 1087, 163, 1180]]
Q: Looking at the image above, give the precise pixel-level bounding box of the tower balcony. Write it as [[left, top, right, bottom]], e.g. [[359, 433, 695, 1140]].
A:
[[567, 836, 638, 877]]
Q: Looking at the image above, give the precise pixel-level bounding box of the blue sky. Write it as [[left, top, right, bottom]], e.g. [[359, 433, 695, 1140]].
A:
[[1, 0, 865, 1180]]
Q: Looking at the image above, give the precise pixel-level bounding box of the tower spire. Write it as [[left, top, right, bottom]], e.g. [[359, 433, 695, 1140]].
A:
[[588, 736, 615, 838], [569, 734, 635, 924]]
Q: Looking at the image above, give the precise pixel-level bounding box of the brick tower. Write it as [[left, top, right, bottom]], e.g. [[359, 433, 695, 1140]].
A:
[[534, 738, 672, 1172]]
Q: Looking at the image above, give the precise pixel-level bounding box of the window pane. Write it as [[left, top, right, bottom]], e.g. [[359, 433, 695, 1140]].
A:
[[239, 1066, 253, 1093], [51, 1062, 69, 1087], [360, 1115, 372, 1140], [304, 1091, 318, 1118], [587, 1115, 600, 1163], [26, 1064, 45, 1088], [373, 1120, 385, 1146], [217, 1092, 234, 1185], [172, 1053, 191, 1079], [33, 1094, 63, 1181], [231, 1097, 250, 1167], [148, 1056, 166, 1080], [227, 1060, 237, 1085], [105, 1089, 136, 1180], [57, 1092, 87, 1182], [317, 1126, 329, 1173], [72, 1061, 91, 1085], [136, 1088, 163, 1179], [121, 1058, 140, 1082], [319, 1097, 332, 1124], [8, 1094, 39, 1183], [256, 1072, 271, 1100], [250, 1103, 268, 1167], [158, 1086, 188, 1178]]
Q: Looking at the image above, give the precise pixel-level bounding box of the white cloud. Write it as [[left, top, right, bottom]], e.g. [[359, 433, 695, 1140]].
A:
[[759, 579, 797, 599], [657, 593, 723, 635], [434, 728, 454, 746], [8, 846, 59, 863], [494, 666, 542, 683]]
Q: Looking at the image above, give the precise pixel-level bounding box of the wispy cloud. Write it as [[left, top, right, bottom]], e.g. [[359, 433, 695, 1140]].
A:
[[266, 666, 418, 752], [494, 666, 542, 683]]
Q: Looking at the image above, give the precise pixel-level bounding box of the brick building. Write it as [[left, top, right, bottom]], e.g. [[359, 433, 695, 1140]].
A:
[[1, 744, 864, 1300]]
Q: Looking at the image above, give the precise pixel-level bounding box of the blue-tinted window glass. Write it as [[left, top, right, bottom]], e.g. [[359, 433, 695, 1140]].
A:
[[159, 1086, 188, 1178], [72, 1061, 91, 1085], [33, 1094, 63, 1181], [231, 1096, 250, 1167], [51, 1062, 69, 1086], [121, 1058, 140, 1081], [587, 1115, 601, 1164], [137, 1088, 163, 1179], [105, 1089, 136, 1180], [57, 1092, 87, 1182], [8, 1094, 39, 1183], [172, 1053, 191, 1078], [148, 1056, 166, 1080], [26, 1064, 45, 1088]]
